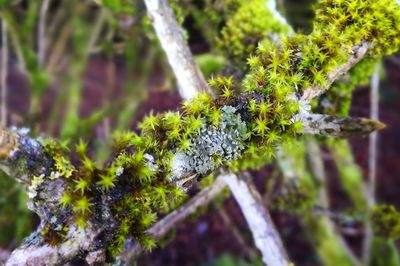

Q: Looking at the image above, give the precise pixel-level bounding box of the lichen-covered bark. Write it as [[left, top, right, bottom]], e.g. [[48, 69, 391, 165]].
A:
[[299, 113, 386, 138]]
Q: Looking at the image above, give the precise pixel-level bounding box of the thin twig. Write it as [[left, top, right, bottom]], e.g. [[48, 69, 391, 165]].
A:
[[87, 8, 108, 54], [306, 139, 361, 265], [368, 64, 380, 207], [306, 139, 329, 208], [218, 205, 259, 260], [38, 0, 51, 66], [1, 20, 8, 127], [362, 63, 380, 265], [301, 42, 372, 102], [221, 172, 290, 266]]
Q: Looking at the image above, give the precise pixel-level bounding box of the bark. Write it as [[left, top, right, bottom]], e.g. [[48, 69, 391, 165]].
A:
[[221, 173, 290, 266], [299, 113, 385, 138], [143, 0, 210, 99]]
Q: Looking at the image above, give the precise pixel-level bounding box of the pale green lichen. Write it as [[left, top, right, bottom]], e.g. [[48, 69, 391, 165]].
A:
[[182, 106, 248, 175]]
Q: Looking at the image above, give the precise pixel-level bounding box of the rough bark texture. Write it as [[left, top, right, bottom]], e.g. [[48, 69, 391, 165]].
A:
[[299, 113, 386, 138]]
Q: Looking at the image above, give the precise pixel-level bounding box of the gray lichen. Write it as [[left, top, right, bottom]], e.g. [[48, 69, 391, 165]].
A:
[[175, 106, 248, 176]]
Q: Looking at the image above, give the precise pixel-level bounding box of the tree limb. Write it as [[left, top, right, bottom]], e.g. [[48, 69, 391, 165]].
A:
[[1, 19, 8, 126], [301, 42, 372, 102], [143, 0, 210, 99], [221, 172, 290, 266], [298, 113, 385, 138]]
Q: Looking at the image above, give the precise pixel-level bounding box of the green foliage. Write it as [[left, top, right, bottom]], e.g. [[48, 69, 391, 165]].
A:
[[195, 54, 227, 78], [1, 2, 49, 112], [271, 179, 315, 213], [0, 171, 31, 246], [371, 238, 400, 266], [327, 139, 367, 211], [101, 0, 134, 15]]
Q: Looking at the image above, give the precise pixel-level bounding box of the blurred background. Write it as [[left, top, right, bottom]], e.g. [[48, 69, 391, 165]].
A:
[[0, 0, 399, 265]]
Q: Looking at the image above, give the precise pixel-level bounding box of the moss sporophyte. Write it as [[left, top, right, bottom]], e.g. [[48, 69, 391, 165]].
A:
[[9, 0, 400, 260]]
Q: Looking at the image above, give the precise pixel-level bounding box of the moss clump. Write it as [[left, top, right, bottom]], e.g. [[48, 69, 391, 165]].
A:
[[371, 204, 400, 240], [315, 0, 400, 56], [243, 0, 400, 97], [217, 0, 289, 70]]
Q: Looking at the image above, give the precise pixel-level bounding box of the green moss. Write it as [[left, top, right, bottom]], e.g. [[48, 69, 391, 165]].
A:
[[242, 0, 400, 98], [316, 58, 379, 116], [217, 0, 289, 70], [371, 204, 400, 240]]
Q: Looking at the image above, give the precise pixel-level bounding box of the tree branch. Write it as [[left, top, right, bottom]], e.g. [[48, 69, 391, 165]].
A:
[[362, 63, 381, 265], [38, 0, 51, 66], [298, 113, 385, 138], [1, 20, 8, 126], [143, 0, 210, 99], [142, 2, 291, 265], [301, 42, 372, 102], [221, 172, 290, 266]]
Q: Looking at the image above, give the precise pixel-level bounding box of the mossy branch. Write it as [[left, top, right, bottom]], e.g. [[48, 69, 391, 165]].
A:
[[301, 42, 372, 102], [2, 0, 400, 265]]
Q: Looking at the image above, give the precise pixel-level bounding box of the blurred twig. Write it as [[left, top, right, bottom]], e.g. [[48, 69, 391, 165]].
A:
[[222, 173, 290, 266], [38, 0, 51, 66], [278, 142, 360, 266], [1, 20, 8, 127], [368, 64, 380, 208], [306, 139, 361, 266], [362, 63, 380, 266], [217, 205, 259, 260]]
